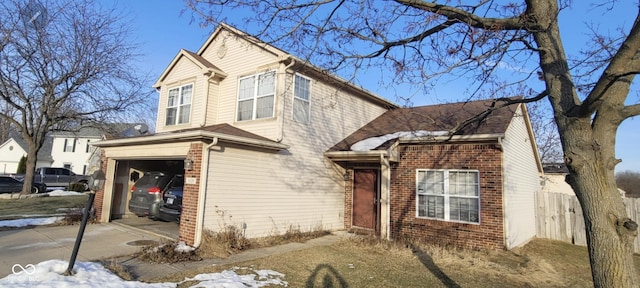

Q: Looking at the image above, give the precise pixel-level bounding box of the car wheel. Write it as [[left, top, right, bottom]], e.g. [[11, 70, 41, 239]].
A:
[[31, 186, 39, 194], [81, 181, 90, 191]]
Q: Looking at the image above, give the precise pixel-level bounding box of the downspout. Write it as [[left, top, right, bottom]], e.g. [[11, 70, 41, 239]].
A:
[[200, 71, 213, 127], [276, 58, 296, 142], [194, 137, 218, 247]]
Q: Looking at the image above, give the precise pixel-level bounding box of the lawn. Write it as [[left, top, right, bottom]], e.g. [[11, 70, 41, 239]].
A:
[[0, 195, 89, 220], [156, 236, 640, 288]]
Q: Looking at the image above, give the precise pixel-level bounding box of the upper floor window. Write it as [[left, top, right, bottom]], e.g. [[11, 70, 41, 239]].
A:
[[85, 140, 90, 153], [63, 138, 76, 152], [416, 169, 480, 224], [293, 74, 311, 123], [166, 84, 193, 126], [237, 71, 275, 121]]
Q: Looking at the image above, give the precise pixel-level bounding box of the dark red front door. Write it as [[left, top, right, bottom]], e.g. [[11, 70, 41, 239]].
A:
[[352, 169, 378, 230]]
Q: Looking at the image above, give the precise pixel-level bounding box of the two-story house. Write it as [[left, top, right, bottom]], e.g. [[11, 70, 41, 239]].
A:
[[92, 23, 397, 246], [93, 23, 542, 250], [50, 128, 104, 175]]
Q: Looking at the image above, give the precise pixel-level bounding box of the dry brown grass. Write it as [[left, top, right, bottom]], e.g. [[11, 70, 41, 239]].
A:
[[137, 241, 202, 264], [100, 259, 134, 281], [155, 235, 639, 288]]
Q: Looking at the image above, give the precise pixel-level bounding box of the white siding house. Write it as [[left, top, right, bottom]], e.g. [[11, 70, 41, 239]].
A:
[[501, 105, 543, 249]]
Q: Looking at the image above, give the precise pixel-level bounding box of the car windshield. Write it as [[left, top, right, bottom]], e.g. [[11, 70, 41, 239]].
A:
[[171, 176, 184, 188], [135, 173, 166, 186]]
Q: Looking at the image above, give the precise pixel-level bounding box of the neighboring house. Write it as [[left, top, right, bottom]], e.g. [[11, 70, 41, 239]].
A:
[[92, 23, 397, 246], [326, 99, 543, 250], [0, 136, 53, 174], [51, 127, 105, 175], [541, 163, 626, 197]]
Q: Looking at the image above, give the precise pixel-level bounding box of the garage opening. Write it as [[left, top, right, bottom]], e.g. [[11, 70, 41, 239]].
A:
[[109, 159, 185, 239]]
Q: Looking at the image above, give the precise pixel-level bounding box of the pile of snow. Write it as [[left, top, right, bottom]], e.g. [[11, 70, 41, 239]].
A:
[[0, 217, 62, 228], [0, 260, 287, 287], [174, 241, 195, 253], [350, 130, 449, 151], [47, 190, 85, 197]]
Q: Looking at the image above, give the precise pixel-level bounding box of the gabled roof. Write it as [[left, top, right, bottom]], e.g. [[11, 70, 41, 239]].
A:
[[329, 98, 520, 152], [155, 22, 397, 109], [4, 136, 54, 162], [153, 49, 228, 88]]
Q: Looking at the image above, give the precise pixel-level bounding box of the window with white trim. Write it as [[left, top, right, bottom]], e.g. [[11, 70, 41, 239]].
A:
[[416, 169, 480, 223], [166, 84, 193, 125], [237, 71, 275, 121], [293, 74, 310, 123], [63, 138, 76, 152]]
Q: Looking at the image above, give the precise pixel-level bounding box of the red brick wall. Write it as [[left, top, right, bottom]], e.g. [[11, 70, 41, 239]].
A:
[[93, 150, 108, 221], [179, 143, 203, 245], [390, 143, 505, 250]]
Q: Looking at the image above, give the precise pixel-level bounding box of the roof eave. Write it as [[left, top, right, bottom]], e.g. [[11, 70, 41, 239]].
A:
[[92, 130, 289, 151]]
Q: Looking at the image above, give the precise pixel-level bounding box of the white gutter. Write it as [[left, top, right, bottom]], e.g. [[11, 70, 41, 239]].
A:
[[194, 138, 218, 247], [92, 130, 289, 151], [399, 133, 505, 143]]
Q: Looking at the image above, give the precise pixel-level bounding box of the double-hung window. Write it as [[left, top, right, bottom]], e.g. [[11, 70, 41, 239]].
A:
[[293, 74, 311, 123], [237, 71, 275, 121], [63, 139, 76, 152], [416, 169, 480, 223], [166, 84, 193, 126]]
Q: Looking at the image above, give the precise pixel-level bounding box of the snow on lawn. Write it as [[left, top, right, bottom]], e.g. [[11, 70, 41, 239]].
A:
[[0, 260, 288, 288], [47, 190, 86, 196], [0, 217, 62, 227]]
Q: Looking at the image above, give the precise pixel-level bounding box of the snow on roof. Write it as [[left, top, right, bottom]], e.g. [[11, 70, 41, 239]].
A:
[[351, 130, 449, 151]]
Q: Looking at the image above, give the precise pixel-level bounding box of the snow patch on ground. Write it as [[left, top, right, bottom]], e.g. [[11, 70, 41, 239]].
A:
[[47, 190, 86, 196], [0, 260, 288, 288], [0, 217, 62, 228], [174, 241, 195, 253]]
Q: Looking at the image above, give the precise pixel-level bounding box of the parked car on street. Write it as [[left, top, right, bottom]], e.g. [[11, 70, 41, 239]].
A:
[[11, 167, 90, 191], [0, 176, 47, 194], [158, 177, 184, 222], [128, 172, 182, 219]]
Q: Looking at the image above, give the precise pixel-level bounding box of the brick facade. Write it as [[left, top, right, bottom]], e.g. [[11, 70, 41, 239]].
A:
[[93, 150, 108, 221], [179, 143, 203, 245], [390, 143, 504, 250]]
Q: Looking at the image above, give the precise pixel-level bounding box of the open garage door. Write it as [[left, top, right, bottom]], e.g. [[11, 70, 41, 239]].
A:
[[110, 159, 184, 239]]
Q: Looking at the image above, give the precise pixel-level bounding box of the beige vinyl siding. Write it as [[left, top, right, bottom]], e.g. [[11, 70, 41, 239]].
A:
[[102, 142, 191, 159], [200, 31, 281, 139], [281, 71, 389, 148], [501, 105, 541, 249], [202, 80, 220, 127], [205, 144, 345, 237], [155, 57, 205, 133]]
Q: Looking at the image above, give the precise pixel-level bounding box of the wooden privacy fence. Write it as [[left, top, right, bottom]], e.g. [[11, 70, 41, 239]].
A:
[[535, 191, 640, 254]]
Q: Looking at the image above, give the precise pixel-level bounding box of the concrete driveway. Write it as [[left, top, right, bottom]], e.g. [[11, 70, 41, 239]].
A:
[[0, 223, 169, 278]]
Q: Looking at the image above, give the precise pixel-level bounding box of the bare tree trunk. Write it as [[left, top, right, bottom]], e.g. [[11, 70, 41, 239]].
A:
[[20, 141, 38, 195], [561, 120, 639, 287]]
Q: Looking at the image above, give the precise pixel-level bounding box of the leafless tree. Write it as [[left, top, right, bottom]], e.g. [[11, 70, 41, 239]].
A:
[[0, 0, 153, 194], [186, 0, 640, 286], [616, 170, 640, 198]]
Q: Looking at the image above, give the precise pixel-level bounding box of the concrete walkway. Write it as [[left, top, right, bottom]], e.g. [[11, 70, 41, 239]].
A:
[[0, 223, 169, 278], [0, 222, 346, 282]]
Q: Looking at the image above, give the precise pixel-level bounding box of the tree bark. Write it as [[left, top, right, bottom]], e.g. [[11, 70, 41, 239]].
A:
[[528, 1, 639, 286]]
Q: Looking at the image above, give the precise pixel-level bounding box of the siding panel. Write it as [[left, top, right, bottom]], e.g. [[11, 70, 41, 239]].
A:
[[501, 105, 541, 249]]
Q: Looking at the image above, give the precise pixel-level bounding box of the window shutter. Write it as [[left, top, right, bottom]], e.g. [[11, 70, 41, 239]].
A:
[[72, 139, 77, 152], [63, 139, 68, 152]]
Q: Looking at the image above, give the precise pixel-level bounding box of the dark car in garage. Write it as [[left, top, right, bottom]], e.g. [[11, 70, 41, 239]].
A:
[[0, 176, 47, 194], [128, 171, 182, 219], [158, 177, 184, 222]]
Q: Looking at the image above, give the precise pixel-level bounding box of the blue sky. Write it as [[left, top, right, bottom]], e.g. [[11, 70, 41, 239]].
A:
[[115, 0, 639, 173]]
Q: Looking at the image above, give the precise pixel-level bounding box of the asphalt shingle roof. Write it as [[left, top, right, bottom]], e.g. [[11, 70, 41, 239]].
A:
[[329, 98, 520, 152]]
